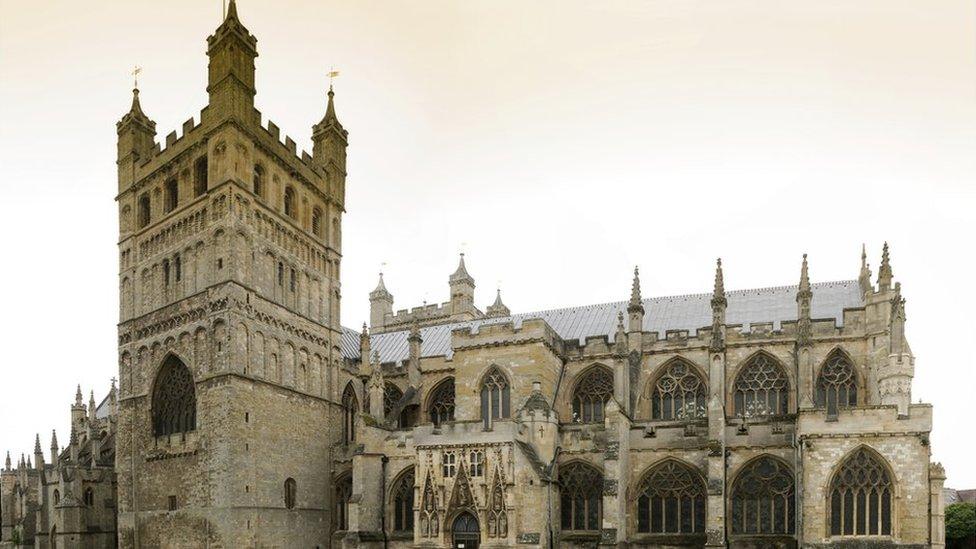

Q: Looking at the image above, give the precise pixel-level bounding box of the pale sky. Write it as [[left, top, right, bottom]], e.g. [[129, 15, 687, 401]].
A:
[[1, 1, 974, 486]]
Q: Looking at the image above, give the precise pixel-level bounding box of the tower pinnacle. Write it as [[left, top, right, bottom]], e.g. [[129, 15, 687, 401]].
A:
[[859, 244, 873, 296], [877, 242, 893, 291]]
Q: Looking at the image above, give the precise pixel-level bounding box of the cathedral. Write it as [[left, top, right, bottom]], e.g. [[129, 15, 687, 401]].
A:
[[0, 2, 948, 548]]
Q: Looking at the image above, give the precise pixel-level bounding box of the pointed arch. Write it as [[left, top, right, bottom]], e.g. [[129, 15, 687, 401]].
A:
[[486, 463, 509, 538], [426, 377, 456, 426], [634, 458, 707, 535], [480, 366, 511, 430], [645, 357, 708, 421], [731, 351, 791, 417], [333, 472, 352, 532], [827, 446, 894, 537], [571, 364, 614, 423], [151, 353, 196, 437], [816, 347, 859, 414], [729, 455, 795, 535], [419, 469, 440, 538], [390, 466, 415, 533], [559, 460, 603, 532], [341, 382, 358, 444]]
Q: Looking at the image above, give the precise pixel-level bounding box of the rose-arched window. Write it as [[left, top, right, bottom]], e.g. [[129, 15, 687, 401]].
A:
[[650, 360, 707, 420], [428, 378, 455, 426], [335, 474, 352, 532], [817, 351, 858, 415], [480, 367, 510, 430], [559, 462, 603, 532], [151, 355, 196, 437], [732, 354, 790, 417], [636, 460, 706, 534], [730, 456, 795, 535], [341, 383, 358, 444], [572, 367, 614, 423], [829, 448, 893, 537], [392, 467, 415, 533]]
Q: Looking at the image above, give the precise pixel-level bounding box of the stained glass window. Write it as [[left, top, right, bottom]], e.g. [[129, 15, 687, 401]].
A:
[[572, 367, 614, 423], [733, 354, 790, 417], [636, 460, 706, 534], [428, 378, 455, 426], [817, 352, 858, 415], [480, 367, 511, 430], [829, 448, 892, 536], [730, 456, 795, 535], [560, 462, 603, 532], [650, 360, 707, 420], [392, 468, 415, 533]]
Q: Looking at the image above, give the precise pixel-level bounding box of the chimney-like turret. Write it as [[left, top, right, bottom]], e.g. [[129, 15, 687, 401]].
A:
[[368, 351, 385, 419], [359, 323, 371, 373], [408, 321, 423, 388], [448, 253, 477, 319]]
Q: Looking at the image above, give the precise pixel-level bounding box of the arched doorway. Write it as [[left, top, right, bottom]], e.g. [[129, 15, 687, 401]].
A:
[[452, 512, 480, 549]]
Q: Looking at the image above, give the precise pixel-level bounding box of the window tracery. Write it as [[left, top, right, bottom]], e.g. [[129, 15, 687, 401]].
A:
[[560, 462, 603, 532], [650, 360, 707, 420], [419, 471, 439, 538], [480, 367, 510, 429], [636, 460, 705, 535], [829, 448, 892, 536], [384, 382, 403, 420], [572, 367, 614, 423], [151, 355, 196, 437], [392, 468, 415, 533], [428, 378, 456, 426], [730, 456, 795, 535], [733, 354, 790, 417], [817, 352, 858, 415], [486, 468, 508, 538], [341, 383, 358, 444]]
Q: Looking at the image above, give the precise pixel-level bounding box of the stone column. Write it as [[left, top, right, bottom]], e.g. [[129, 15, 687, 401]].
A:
[[705, 351, 727, 547], [601, 399, 630, 547], [929, 463, 947, 549]]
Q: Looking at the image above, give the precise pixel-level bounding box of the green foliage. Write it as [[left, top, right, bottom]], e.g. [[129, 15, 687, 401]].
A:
[[11, 527, 22, 545], [946, 502, 976, 540]]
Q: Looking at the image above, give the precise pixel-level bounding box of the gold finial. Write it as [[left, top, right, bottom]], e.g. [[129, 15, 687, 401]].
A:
[[131, 66, 142, 89]]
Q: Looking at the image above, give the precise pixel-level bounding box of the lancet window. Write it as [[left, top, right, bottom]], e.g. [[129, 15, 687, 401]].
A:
[[151, 355, 196, 437], [341, 383, 358, 444], [559, 462, 603, 532], [816, 351, 858, 415], [635, 460, 706, 535], [572, 367, 614, 423], [392, 468, 415, 533], [732, 354, 790, 417], [428, 378, 455, 426], [480, 367, 511, 430], [334, 474, 352, 531], [829, 448, 893, 537], [730, 456, 795, 535], [650, 360, 707, 420]]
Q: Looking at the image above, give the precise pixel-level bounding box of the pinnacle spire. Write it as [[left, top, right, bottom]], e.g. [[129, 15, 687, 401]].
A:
[[712, 258, 726, 304], [75, 384, 83, 406], [89, 390, 97, 418], [449, 252, 475, 287], [34, 433, 41, 454], [877, 241, 893, 291], [798, 253, 811, 295], [226, 0, 238, 21], [51, 429, 58, 450], [859, 244, 873, 296], [486, 287, 510, 318], [628, 266, 643, 312], [4, 451, 10, 470]]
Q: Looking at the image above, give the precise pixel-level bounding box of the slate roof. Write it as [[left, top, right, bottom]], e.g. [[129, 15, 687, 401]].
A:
[[341, 280, 862, 363]]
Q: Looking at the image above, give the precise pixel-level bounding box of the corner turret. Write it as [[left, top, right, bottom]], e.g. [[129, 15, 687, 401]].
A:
[[205, 0, 258, 122], [312, 86, 349, 188], [485, 288, 510, 318], [448, 253, 478, 319], [116, 87, 156, 195], [369, 273, 394, 329]]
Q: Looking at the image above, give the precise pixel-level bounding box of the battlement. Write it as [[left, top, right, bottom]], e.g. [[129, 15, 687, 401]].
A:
[[451, 318, 564, 355]]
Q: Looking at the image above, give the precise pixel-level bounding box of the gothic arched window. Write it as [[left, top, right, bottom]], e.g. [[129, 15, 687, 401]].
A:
[[193, 156, 208, 197], [164, 178, 178, 213], [730, 456, 795, 535], [650, 360, 707, 420], [253, 164, 265, 198], [335, 474, 353, 532], [312, 207, 323, 238], [53, 489, 60, 505], [559, 462, 603, 532], [829, 448, 893, 537], [480, 367, 511, 430], [392, 467, 415, 533], [428, 378, 455, 426], [138, 194, 151, 228], [636, 460, 706, 535], [816, 351, 858, 415], [572, 367, 614, 423], [83, 487, 94, 506], [341, 383, 358, 444], [284, 477, 297, 509], [732, 353, 790, 417], [283, 186, 296, 219], [151, 355, 196, 437]]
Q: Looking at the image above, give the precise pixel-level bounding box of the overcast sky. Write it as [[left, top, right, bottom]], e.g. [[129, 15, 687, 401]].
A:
[[1, 0, 974, 486]]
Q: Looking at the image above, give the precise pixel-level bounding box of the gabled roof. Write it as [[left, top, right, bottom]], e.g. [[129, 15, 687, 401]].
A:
[[341, 280, 862, 364]]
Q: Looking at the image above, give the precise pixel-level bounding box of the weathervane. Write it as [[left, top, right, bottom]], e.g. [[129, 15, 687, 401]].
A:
[[328, 67, 341, 91], [132, 66, 142, 89]]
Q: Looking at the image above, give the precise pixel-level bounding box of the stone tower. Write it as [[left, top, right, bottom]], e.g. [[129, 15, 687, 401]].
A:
[[114, 2, 346, 546]]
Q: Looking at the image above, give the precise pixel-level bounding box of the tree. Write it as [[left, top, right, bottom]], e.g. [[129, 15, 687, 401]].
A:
[[946, 502, 976, 541]]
